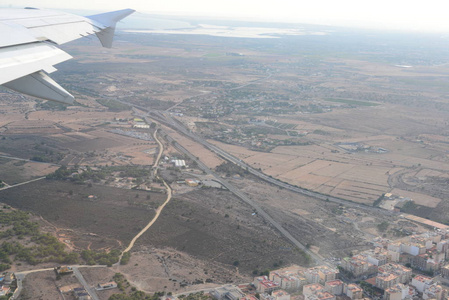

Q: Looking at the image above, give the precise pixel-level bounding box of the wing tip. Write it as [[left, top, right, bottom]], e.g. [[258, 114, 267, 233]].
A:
[[88, 8, 135, 48], [87, 8, 136, 28]]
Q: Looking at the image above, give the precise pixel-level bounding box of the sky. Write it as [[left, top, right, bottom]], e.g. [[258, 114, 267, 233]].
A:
[[1, 0, 448, 32]]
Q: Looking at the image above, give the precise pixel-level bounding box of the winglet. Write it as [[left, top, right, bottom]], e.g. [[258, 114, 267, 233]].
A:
[[87, 9, 135, 48]]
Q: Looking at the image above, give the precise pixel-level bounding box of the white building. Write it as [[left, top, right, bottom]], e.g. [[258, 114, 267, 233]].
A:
[[270, 267, 306, 291], [343, 283, 363, 299], [303, 284, 325, 297], [304, 266, 338, 285], [271, 290, 290, 300], [401, 243, 425, 256], [324, 280, 344, 295], [172, 159, 186, 167], [211, 285, 245, 300], [384, 283, 409, 300], [411, 275, 433, 293], [133, 123, 150, 129], [437, 240, 449, 253], [253, 276, 280, 294], [422, 283, 443, 300]]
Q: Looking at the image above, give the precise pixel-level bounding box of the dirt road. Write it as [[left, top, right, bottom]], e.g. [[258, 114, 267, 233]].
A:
[[0, 176, 46, 191], [120, 128, 173, 257]]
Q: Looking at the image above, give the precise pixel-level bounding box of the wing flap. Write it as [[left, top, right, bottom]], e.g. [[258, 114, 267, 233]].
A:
[[4, 71, 74, 104], [0, 8, 134, 47], [0, 42, 72, 85], [29, 21, 100, 44], [0, 22, 38, 48]]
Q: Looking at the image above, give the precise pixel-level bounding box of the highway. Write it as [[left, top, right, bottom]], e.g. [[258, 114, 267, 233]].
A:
[[73, 266, 100, 300], [110, 81, 390, 215], [149, 111, 392, 215], [134, 109, 390, 265], [160, 128, 326, 266], [128, 102, 392, 267]]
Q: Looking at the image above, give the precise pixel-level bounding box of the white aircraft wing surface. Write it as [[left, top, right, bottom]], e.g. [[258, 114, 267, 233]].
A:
[[0, 8, 135, 104]]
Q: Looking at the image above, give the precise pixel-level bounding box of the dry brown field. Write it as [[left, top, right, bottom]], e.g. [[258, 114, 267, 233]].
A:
[[29, 110, 134, 127], [202, 93, 449, 207], [20, 270, 78, 300], [275, 117, 346, 135], [246, 153, 315, 173], [413, 169, 449, 178], [3, 119, 63, 135], [0, 159, 58, 184], [164, 126, 225, 168], [336, 58, 449, 77], [0, 112, 28, 127], [111, 248, 248, 294], [403, 215, 449, 230], [45, 129, 154, 154], [110, 144, 157, 165], [1, 108, 160, 167], [230, 142, 387, 195], [390, 188, 441, 208], [207, 138, 438, 205]]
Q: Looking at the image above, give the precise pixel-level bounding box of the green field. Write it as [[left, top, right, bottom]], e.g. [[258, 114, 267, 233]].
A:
[[265, 120, 297, 130], [203, 53, 223, 57], [324, 98, 380, 106], [97, 98, 131, 112]]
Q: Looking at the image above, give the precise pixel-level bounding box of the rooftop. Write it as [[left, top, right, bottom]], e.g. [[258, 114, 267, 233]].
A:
[[413, 275, 432, 283], [305, 266, 338, 275], [272, 290, 290, 297], [425, 284, 442, 294], [378, 263, 411, 274], [347, 256, 375, 267], [256, 278, 280, 289], [385, 283, 406, 294], [307, 291, 334, 300], [325, 280, 343, 287], [304, 284, 324, 292], [377, 272, 398, 282], [240, 296, 258, 300], [346, 283, 362, 292]]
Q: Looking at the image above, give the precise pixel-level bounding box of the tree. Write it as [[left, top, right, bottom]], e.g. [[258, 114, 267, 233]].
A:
[[377, 221, 389, 232], [120, 252, 131, 265]]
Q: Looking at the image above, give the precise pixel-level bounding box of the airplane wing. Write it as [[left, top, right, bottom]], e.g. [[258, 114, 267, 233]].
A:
[[0, 8, 135, 104]]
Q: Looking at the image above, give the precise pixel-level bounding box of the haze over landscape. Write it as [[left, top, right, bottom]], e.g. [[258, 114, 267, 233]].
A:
[[1, 3, 449, 300], [4, 0, 449, 31]]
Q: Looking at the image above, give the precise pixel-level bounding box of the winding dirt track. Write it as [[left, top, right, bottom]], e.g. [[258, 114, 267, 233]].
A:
[[121, 128, 172, 255]]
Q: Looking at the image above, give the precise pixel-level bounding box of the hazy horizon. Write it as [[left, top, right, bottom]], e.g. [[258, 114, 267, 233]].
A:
[[1, 0, 449, 33]]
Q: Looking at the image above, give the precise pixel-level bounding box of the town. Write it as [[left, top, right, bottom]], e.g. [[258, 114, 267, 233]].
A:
[[4, 227, 449, 299]]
